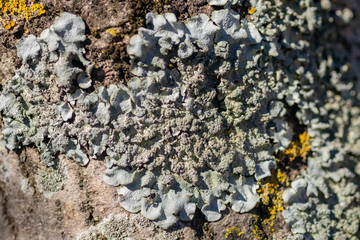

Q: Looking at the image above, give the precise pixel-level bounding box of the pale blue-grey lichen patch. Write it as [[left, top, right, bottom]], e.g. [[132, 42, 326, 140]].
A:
[[1, 0, 360, 235]]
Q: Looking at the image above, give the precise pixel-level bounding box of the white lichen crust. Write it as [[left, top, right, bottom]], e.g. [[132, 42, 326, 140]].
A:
[[0, 0, 360, 235]]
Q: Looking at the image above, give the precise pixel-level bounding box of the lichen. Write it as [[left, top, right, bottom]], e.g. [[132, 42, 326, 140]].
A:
[[105, 28, 121, 38], [128, 0, 168, 36], [0, 0, 360, 235], [0, 0, 45, 30], [252, 224, 266, 240], [253, 169, 287, 238], [284, 132, 311, 163], [247, 6, 255, 15], [225, 226, 244, 239], [77, 213, 136, 240], [77, 213, 183, 240], [36, 160, 68, 194], [97, 0, 169, 84]]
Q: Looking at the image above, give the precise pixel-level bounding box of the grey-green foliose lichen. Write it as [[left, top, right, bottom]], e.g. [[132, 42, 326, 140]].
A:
[[0, 0, 360, 235]]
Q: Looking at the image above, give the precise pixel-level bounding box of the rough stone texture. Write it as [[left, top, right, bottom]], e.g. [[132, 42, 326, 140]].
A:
[[0, 145, 117, 239], [0, 145, 199, 240]]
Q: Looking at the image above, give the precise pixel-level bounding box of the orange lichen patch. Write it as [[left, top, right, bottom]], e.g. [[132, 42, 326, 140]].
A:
[[248, 6, 256, 15], [0, 0, 45, 30], [261, 192, 283, 230], [253, 169, 288, 238], [225, 226, 244, 239], [276, 168, 287, 184], [252, 134, 310, 238], [257, 169, 287, 206], [224, 126, 236, 136], [284, 132, 311, 162], [105, 28, 122, 37], [3, 19, 14, 29]]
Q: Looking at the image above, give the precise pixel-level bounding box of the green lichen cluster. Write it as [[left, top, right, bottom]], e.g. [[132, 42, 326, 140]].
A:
[[1, 0, 360, 234], [225, 226, 244, 239]]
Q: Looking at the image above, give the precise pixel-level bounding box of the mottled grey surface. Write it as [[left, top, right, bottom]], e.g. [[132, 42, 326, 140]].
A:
[[0, 0, 360, 236]]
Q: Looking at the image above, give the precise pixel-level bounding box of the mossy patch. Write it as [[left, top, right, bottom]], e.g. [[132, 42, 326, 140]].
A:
[[128, 0, 168, 36]]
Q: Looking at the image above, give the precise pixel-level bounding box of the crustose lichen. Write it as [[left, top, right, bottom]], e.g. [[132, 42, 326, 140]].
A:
[[225, 226, 244, 239]]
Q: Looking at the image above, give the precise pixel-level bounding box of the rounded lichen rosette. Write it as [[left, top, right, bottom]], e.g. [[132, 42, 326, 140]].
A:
[[101, 8, 293, 228]]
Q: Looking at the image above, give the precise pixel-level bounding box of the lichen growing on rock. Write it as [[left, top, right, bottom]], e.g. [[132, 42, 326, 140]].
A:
[[36, 160, 68, 194], [253, 169, 287, 238], [0, 0, 45, 29], [77, 213, 182, 240], [77, 213, 136, 240], [0, 0, 360, 235], [284, 131, 311, 163], [0, 12, 93, 165], [225, 226, 244, 239]]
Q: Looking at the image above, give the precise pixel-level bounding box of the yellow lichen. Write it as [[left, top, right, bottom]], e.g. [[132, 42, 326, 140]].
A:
[[276, 168, 287, 184], [253, 169, 288, 238], [105, 28, 121, 37], [224, 126, 236, 136], [284, 132, 311, 162], [251, 134, 309, 238], [252, 223, 266, 240], [0, 0, 45, 30], [225, 226, 244, 239], [248, 6, 256, 15], [3, 19, 14, 29]]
